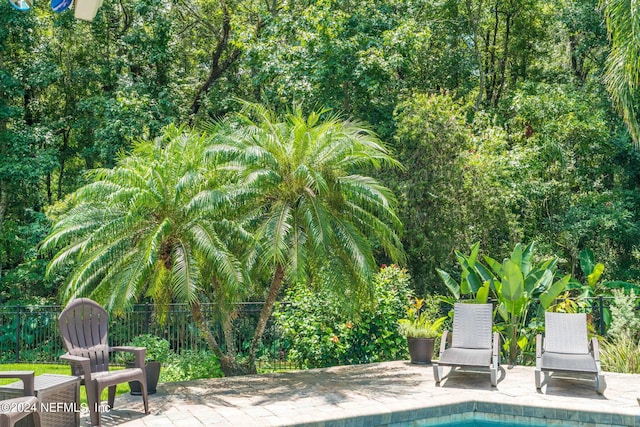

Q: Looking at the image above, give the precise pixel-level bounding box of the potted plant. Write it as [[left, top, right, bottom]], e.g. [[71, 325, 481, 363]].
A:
[[398, 297, 446, 364], [123, 334, 170, 395]]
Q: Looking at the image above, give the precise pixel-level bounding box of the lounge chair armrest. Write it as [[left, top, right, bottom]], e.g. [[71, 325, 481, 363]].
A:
[[112, 346, 146, 368], [60, 353, 93, 382], [0, 371, 35, 396], [438, 330, 450, 357], [590, 337, 601, 362], [536, 334, 542, 358]]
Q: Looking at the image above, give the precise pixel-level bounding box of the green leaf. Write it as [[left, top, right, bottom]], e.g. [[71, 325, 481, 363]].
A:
[[579, 249, 595, 276], [587, 263, 604, 287], [501, 259, 524, 302], [437, 268, 460, 299], [475, 281, 490, 304], [510, 243, 523, 267], [539, 274, 571, 309], [521, 242, 534, 277], [484, 255, 503, 276]]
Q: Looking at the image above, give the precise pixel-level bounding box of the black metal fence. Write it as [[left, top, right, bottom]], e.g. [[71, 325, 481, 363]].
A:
[[0, 302, 297, 370], [0, 296, 635, 368]]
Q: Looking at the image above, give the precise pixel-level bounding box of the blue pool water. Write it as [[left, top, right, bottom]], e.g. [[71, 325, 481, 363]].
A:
[[431, 421, 546, 427], [407, 412, 570, 427]]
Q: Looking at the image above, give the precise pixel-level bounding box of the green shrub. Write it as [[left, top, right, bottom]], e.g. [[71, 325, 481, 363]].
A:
[[274, 265, 413, 369], [160, 350, 223, 382], [600, 333, 640, 374], [608, 289, 640, 340], [114, 334, 171, 364]]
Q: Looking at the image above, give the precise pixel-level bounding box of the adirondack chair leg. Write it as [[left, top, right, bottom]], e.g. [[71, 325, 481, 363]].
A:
[[108, 385, 116, 409], [433, 364, 443, 384], [139, 379, 150, 414], [31, 409, 41, 427], [88, 389, 101, 427]]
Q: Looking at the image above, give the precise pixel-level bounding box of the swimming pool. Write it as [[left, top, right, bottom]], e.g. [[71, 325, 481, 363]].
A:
[[347, 400, 639, 427]]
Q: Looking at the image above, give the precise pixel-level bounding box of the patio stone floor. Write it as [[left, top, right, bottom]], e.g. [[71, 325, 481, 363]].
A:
[[81, 361, 640, 426]]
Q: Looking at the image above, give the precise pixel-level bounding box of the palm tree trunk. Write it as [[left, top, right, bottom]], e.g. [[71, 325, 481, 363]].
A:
[[190, 300, 251, 376], [248, 263, 285, 368]]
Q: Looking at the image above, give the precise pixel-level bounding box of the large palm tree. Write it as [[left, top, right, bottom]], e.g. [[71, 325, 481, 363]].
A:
[[227, 102, 406, 367], [602, 0, 640, 145], [42, 124, 250, 374]]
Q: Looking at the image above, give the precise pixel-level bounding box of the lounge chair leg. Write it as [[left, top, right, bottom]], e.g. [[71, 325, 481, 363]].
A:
[[535, 369, 542, 390], [596, 374, 606, 394], [490, 366, 497, 387], [433, 364, 443, 384]]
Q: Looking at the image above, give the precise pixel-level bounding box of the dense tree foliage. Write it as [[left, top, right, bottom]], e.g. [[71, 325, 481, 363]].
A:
[[2, 0, 640, 317]]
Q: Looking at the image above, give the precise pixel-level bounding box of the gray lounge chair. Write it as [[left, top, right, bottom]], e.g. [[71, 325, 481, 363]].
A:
[[433, 303, 499, 387], [0, 371, 41, 427], [59, 298, 150, 426], [535, 312, 606, 394]]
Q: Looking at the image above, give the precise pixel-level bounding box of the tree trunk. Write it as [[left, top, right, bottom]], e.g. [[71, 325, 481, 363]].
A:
[[190, 300, 253, 376], [188, 0, 241, 120], [467, 0, 486, 109], [493, 12, 512, 108], [0, 179, 6, 280], [248, 263, 285, 368]]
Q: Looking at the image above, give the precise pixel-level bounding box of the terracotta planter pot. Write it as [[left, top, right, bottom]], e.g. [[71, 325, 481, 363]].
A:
[[127, 360, 161, 395], [407, 337, 435, 364]]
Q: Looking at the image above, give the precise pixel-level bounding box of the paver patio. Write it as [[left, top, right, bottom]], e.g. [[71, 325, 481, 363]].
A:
[[82, 360, 640, 426]]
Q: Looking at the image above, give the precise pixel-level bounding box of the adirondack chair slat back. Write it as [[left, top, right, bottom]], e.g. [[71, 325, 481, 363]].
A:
[[59, 298, 110, 375]]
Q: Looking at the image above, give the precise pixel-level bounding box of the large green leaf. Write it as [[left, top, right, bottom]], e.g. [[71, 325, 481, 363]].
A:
[[460, 261, 483, 293], [501, 259, 524, 302], [510, 243, 523, 268], [587, 263, 604, 287], [475, 281, 491, 304], [579, 249, 595, 276], [484, 255, 502, 276], [603, 281, 640, 292], [521, 242, 534, 277], [539, 274, 571, 308], [437, 268, 460, 299]]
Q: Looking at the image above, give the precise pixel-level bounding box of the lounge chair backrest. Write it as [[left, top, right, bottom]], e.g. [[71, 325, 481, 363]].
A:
[[544, 312, 589, 354], [59, 298, 110, 375], [451, 303, 493, 349]]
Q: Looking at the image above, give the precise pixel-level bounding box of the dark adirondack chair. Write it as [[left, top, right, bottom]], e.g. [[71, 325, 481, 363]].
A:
[[58, 298, 149, 426], [0, 371, 41, 427]]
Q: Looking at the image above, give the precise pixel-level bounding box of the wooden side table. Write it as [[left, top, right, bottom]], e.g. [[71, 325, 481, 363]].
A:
[[0, 374, 80, 427]]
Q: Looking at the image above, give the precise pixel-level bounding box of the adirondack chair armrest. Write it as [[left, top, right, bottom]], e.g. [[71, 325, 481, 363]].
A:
[[112, 346, 147, 369], [0, 371, 35, 396], [590, 337, 601, 362], [60, 353, 93, 382], [438, 330, 451, 357]]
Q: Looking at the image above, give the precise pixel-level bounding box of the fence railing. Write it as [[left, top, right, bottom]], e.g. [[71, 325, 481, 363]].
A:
[[0, 296, 634, 368], [0, 302, 297, 371]]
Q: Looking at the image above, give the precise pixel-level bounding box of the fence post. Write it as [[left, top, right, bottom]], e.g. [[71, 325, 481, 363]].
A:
[[144, 303, 150, 334], [15, 305, 21, 362], [598, 296, 605, 336]]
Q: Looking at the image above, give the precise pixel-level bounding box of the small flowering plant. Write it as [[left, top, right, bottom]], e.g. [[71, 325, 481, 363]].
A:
[[398, 297, 446, 339]]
